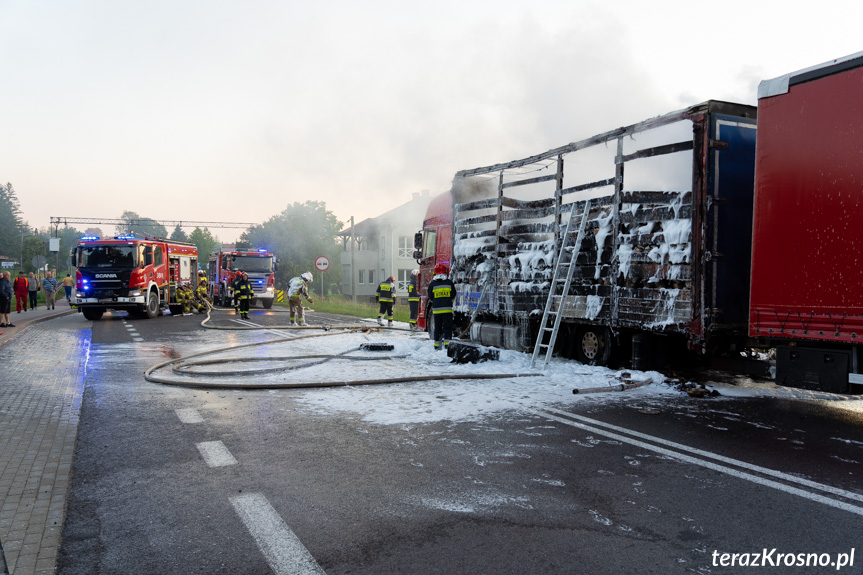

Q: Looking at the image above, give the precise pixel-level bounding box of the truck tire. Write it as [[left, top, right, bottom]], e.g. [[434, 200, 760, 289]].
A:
[[575, 326, 612, 366], [145, 289, 160, 319], [82, 307, 104, 321], [425, 304, 435, 335], [262, 299, 273, 309]]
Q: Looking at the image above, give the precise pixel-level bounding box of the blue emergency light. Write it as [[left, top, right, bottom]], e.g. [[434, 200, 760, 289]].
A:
[[258, 248, 268, 253], [80, 236, 100, 241]]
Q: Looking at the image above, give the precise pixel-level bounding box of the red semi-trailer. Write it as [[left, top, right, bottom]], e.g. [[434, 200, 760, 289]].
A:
[[749, 52, 863, 393]]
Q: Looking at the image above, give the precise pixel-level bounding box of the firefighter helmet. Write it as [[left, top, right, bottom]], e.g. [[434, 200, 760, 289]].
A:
[[388, 276, 395, 283], [434, 263, 448, 275], [301, 272, 313, 282], [411, 269, 419, 276]]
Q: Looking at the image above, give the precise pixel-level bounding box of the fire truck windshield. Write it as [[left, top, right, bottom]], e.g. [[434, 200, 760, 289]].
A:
[[230, 255, 273, 273], [77, 245, 138, 268]]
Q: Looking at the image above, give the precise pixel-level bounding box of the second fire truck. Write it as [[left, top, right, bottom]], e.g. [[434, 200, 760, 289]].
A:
[[208, 247, 278, 309]]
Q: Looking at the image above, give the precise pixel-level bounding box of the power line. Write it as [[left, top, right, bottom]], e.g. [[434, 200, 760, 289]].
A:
[[50, 217, 258, 230]]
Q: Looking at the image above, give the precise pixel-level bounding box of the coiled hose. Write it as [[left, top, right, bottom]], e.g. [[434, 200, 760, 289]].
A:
[[145, 304, 541, 389]]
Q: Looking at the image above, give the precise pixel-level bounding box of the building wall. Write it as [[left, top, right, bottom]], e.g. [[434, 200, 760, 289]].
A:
[[340, 191, 431, 303]]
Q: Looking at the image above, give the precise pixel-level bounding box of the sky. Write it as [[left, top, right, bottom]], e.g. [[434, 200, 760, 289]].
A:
[[2, 1, 861, 243]]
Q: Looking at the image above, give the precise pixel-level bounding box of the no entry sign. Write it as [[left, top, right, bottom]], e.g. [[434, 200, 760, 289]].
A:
[[314, 256, 330, 272]]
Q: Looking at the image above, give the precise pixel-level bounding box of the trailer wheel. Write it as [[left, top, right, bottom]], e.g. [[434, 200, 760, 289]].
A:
[[576, 326, 612, 366], [82, 307, 104, 321], [145, 289, 160, 319]]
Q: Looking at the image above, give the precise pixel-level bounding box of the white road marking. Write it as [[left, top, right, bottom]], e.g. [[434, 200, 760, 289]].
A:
[[232, 318, 299, 338], [540, 406, 863, 504], [175, 408, 204, 424], [230, 493, 327, 575], [196, 440, 238, 467], [528, 407, 863, 517]]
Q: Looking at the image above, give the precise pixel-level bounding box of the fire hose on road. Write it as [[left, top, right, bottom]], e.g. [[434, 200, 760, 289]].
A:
[[144, 305, 542, 389]]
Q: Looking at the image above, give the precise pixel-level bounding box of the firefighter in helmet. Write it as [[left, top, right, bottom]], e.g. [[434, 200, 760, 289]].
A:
[[193, 276, 212, 313], [176, 283, 193, 316], [231, 270, 244, 315], [235, 271, 253, 320], [376, 275, 396, 327], [427, 263, 455, 349], [287, 272, 314, 326], [407, 269, 420, 331]]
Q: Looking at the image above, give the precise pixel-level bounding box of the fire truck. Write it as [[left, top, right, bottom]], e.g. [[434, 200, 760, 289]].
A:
[[72, 235, 199, 321], [208, 247, 278, 309]]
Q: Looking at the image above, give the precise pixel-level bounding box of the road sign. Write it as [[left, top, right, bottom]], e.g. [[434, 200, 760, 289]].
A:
[[32, 255, 46, 269], [314, 256, 330, 272]]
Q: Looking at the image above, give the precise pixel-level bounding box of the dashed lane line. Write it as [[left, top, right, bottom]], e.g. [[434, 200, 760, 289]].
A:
[[175, 408, 205, 424], [528, 407, 863, 517], [196, 440, 238, 467], [230, 493, 327, 575]]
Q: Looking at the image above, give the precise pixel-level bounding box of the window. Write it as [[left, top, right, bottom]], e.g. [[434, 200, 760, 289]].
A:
[[423, 231, 436, 259], [398, 236, 413, 258], [358, 270, 365, 285], [154, 246, 163, 266], [368, 270, 375, 285], [397, 269, 412, 292]]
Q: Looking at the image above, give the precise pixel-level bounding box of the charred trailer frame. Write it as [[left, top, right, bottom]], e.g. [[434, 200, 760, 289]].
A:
[[444, 100, 758, 367]]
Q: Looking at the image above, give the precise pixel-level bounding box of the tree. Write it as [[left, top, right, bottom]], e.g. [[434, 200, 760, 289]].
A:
[[170, 225, 189, 242], [241, 201, 343, 294], [115, 211, 168, 239], [83, 227, 104, 238], [188, 227, 220, 271], [21, 236, 45, 273], [0, 182, 27, 263]]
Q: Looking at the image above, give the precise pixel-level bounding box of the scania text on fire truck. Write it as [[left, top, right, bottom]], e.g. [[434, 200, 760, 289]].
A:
[[72, 235, 199, 320], [208, 247, 278, 309]]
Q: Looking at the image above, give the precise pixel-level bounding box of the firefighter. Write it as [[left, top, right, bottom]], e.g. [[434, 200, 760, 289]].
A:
[[231, 270, 244, 315], [175, 283, 192, 316], [428, 263, 455, 350], [235, 272, 253, 320], [193, 277, 212, 313], [287, 272, 314, 326], [407, 269, 420, 331], [376, 276, 396, 326]]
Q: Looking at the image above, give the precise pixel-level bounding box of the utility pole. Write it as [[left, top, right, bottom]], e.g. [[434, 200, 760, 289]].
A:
[[350, 216, 356, 304]]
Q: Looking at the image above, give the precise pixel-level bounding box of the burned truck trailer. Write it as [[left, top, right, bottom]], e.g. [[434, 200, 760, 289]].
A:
[[417, 100, 758, 367]]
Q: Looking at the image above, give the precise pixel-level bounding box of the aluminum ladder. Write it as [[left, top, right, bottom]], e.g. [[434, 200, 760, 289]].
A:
[[530, 200, 591, 369]]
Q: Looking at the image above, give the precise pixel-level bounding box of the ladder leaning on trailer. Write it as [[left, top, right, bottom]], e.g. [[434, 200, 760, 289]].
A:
[[530, 200, 592, 369]]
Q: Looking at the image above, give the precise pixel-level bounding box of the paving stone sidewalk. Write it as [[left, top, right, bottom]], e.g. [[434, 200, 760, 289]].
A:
[[0, 320, 87, 575]]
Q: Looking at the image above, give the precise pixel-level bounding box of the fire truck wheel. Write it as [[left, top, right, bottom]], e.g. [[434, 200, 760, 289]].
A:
[[262, 299, 273, 309], [145, 290, 160, 319], [82, 307, 104, 321], [575, 326, 612, 366]]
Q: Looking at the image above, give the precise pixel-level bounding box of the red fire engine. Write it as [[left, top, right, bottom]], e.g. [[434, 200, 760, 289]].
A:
[[208, 247, 278, 309], [73, 234, 199, 320]]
